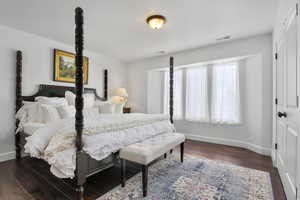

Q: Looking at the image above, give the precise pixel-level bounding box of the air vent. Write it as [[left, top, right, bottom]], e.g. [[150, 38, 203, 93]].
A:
[[217, 35, 231, 41], [157, 50, 165, 54]]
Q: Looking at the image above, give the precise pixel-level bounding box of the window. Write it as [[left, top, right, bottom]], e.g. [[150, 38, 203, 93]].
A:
[[211, 62, 240, 124], [185, 66, 209, 122], [163, 70, 183, 119], [162, 60, 240, 124]]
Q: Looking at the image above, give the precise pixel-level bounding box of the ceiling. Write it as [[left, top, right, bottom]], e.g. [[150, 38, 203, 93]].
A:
[[0, 0, 276, 62]]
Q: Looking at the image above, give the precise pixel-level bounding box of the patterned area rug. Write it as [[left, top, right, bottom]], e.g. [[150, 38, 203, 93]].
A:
[[98, 154, 274, 200]]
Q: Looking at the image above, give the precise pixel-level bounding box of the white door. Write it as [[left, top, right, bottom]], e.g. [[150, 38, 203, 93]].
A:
[[276, 6, 300, 200]]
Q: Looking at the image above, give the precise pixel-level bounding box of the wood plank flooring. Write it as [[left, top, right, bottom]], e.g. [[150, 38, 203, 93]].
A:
[[0, 140, 286, 200]]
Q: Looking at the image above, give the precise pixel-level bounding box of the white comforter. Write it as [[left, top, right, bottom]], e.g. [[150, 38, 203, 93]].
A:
[[24, 114, 174, 178]]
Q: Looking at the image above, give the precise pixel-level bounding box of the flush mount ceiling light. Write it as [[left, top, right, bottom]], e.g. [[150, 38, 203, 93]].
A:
[[146, 15, 166, 29]]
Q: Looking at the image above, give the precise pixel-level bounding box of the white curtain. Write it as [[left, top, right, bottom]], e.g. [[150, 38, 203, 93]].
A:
[[185, 66, 209, 122], [211, 62, 240, 124], [164, 70, 183, 119]]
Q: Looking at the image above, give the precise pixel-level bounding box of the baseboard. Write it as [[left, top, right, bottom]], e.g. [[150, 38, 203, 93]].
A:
[[0, 151, 15, 163], [185, 134, 271, 156]]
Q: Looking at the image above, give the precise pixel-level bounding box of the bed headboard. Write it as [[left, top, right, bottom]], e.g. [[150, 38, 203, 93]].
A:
[[22, 84, 107, 102]]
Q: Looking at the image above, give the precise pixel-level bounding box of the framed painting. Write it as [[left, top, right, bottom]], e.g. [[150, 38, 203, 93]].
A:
[[54, 49, 89, 84]]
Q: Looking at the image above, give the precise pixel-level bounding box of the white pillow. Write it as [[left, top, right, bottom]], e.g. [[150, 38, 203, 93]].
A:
[[83, 107, 100, 118], [35, 96, 68, 106], [34, 97, 67, 123], [65, 91, 76, 106], [23, 122, 45, 135], [114, 104, 124, 114], [94, 101, 109, 106], [57, 105, 76, 119], [57, 105, 100, 119], [84, 93, 95, 108], [40, 104, 61, 123], [98, 102, 115, 114], [23, 101, 42, 123], [65, 91, 95, 108]]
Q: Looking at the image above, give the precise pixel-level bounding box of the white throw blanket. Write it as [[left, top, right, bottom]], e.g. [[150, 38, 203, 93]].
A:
[[24, 114, 175, 178]]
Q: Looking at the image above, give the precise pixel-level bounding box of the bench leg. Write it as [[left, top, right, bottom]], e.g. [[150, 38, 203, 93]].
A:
[[170, 149, 173, 154], [180, 142, 184, 163], [121, 159, 126, 187], [164, 153, 167, 159], [142, 165, 148, 197]]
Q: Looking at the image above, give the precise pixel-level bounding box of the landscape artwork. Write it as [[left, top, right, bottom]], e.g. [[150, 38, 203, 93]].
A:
[[54, 49, 89, 84]]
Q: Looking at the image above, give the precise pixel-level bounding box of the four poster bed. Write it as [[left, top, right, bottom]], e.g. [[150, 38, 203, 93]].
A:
[[15, 7, 176, 200]]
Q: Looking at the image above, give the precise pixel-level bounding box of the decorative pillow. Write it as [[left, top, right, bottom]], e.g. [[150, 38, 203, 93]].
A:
[[65, 91, 95, 108], [35, 96, 68, 106], [65, 91, 76, 106], [57, 105, 76, 119], [40, 104, 61, 123], [114, 104, 124, 114], [98, 102, 115, 114]]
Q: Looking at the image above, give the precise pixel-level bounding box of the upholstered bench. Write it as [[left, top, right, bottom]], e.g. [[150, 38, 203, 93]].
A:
[[119, 132, 185, 197]]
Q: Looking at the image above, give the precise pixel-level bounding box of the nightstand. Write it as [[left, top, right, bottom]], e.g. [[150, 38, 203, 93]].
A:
[[123, 107, 131, 114]]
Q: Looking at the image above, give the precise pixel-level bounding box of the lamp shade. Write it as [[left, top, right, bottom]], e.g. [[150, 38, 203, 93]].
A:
[[111, 96, 124, 104], [112, 88, 128, 97]]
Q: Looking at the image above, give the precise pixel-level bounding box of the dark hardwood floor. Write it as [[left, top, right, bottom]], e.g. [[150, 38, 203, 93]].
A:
[[0, 140, 286, 200]]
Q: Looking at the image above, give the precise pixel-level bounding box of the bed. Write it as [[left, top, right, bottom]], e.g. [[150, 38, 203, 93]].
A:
[[15, 7, 175, 200], [16, 84, 119, 176]]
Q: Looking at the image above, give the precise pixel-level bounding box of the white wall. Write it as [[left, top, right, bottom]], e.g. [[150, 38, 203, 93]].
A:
[[273, 0, 297, 42], [0, 25, 127, 161], [147, 71, 164, 114], [127, 34, 273, 155]]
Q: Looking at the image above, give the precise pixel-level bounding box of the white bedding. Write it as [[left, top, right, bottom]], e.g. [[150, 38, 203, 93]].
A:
[[24, 113, 174, 178], [23, 122, 45, 135]]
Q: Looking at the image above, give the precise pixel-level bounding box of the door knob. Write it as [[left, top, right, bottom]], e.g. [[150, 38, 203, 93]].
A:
[[277, 112, 287, 118]]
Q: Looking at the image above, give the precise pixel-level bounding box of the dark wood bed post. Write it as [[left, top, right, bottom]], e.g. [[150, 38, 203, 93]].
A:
[[15, 50, 23, 161], [75, 7, 85, 200], [104, 69, 108, 100], [169, 56, 174, 124], [169, 57, 174, 154]]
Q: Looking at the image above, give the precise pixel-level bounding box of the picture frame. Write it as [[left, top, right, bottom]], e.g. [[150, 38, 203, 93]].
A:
[[53, 49, 89, 84]]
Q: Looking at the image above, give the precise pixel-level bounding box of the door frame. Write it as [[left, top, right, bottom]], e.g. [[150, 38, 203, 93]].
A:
[[272, 43, 278, 167], [297, 1, 300, 199]]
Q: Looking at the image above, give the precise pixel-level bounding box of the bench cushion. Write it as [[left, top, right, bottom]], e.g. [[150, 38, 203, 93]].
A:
[[119, 133, 185, 165]]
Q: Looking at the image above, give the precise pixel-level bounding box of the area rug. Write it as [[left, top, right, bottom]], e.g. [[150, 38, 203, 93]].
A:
[[97, 154, 274, 200]]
